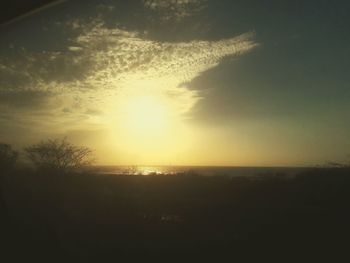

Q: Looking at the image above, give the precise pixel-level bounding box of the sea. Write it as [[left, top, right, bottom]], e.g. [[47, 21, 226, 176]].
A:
[[89, 165, 313, 178]]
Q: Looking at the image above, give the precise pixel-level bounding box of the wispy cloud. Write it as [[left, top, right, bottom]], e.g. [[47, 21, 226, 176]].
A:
[[143, 0, 207, 21], [73, 22, 256, 89], [0, 17, 257, 140]]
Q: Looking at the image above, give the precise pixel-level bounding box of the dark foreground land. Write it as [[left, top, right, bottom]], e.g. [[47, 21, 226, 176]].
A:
[[1, 168, 350, 262]]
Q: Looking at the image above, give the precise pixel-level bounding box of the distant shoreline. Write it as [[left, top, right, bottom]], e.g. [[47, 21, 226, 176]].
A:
[[86, 165, 317, 177]]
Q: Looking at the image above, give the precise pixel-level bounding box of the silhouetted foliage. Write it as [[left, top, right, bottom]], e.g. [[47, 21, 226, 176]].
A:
[[25, 138, 93, 172], [0, 143, 18, 172]]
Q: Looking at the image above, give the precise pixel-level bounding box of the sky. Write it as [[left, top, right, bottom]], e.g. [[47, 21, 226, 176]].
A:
[[0, 0, 349, 166]]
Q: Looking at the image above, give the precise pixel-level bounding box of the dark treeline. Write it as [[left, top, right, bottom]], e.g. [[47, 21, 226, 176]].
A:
[[0, 139, 350, 262]]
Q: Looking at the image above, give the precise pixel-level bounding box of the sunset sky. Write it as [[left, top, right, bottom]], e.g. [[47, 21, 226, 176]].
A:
[[0, 0, 349, 166]]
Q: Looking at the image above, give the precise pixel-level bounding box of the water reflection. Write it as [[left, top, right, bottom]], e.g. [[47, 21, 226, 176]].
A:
[[93, 165, 309, 177], [94, 165, 179, 176]]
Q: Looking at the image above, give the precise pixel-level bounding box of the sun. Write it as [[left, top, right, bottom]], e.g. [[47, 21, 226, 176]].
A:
[[105, 79, 196, 164], [122, 95, 170, 135]]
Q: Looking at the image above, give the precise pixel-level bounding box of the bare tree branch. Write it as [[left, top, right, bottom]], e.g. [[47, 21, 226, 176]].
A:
[[0, 143, 18, 172], [25, 138, 94, 173]]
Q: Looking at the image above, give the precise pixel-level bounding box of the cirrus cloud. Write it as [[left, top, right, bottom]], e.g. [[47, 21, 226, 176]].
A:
[[0, 17, 257, 141], [143, 0, 207, 21]]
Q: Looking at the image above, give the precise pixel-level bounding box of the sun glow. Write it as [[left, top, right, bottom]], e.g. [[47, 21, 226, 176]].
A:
[[121, 95, 171, 136], [103, 80, 195, 165]]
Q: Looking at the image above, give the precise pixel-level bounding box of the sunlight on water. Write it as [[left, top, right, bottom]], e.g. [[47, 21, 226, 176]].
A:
[[93, 165, 309, 177], [129, 166, 184, 175], [133, 167, 163, 175], [95, 166, 180, 176]]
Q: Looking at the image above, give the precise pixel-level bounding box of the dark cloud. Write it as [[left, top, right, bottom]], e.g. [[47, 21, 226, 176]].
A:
[[0, 90, 52, 109], [0, 0, 58, 25], [188, 38, 350, 125]]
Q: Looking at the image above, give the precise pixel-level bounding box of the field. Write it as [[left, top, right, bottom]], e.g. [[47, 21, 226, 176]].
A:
[[1, 168, 350, 262]]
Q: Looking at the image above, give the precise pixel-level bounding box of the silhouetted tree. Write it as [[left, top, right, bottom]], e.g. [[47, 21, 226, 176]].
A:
[[0, 143, 18, 172], [25, 138, 93, 173]]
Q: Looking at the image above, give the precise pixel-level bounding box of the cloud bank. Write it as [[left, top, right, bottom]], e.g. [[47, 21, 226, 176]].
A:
[[0, 15, 257, 143]]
